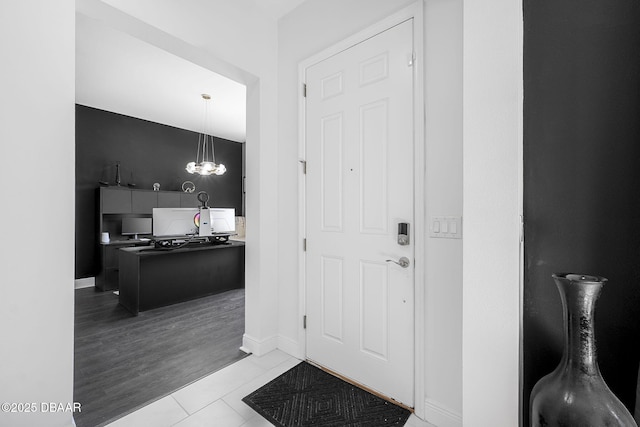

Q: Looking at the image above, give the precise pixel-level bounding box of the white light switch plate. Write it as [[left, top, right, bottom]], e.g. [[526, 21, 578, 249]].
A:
[[429, 216, 462, 239]]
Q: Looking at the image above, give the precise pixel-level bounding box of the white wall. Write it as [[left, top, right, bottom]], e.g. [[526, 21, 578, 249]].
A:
[[423, 1, 463, 425], [277, 1, 464, 424], [80, 0, 282, 355], [462, 0, 523, 425], [0, 1, 76, 427]]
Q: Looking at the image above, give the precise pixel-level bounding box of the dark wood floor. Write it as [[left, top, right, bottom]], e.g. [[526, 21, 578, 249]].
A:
[[74, 287, 247, 427]]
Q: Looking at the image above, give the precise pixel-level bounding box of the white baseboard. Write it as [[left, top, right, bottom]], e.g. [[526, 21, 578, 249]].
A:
[[424, 398, 462, 427], [277, 334, 303, 359], [242, 333, 278, 356], [74, 277, 95, 289]]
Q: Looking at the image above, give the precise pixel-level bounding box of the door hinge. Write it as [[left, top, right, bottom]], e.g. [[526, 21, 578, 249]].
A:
[[520, 215, 525, 243], [299, 160, 306, 174], [303, 315, 307, 329], [303, 238, 307, 251], [303, 83, 307, 97], [408, 51, 416, 67]]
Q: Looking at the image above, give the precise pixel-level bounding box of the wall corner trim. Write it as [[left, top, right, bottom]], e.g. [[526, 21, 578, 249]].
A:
[[277, 334, 303, 359], [424, 398, 462, 427], [242, 333, 278, 357]]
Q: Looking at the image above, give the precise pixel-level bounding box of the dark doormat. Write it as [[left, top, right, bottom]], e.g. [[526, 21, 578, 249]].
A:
[[242, 361, 411, 427]]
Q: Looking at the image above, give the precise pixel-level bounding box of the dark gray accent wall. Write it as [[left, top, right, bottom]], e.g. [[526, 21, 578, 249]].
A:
[[75, 104, 243, 279], [523, 0, 640, 424]]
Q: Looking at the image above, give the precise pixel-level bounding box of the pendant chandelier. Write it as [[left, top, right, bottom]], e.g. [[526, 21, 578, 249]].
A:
[[185, 94, 226, 176]]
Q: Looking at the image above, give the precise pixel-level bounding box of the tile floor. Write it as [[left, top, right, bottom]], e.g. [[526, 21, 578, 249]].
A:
[[104, 349, 436, 427]]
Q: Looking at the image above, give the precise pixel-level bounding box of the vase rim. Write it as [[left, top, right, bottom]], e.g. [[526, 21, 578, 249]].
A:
[[553, 273, 607, 283]]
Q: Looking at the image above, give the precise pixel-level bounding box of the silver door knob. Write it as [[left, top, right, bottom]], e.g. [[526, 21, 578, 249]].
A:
[[386, 257, 410, 268]]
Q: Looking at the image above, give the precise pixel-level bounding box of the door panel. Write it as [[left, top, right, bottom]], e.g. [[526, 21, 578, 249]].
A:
[[360, 260, 389, 360], [305, 19, 415, 406], [320, 255, 344, 342], [360, 99, 389, 234], [320, 113, 344, 231]]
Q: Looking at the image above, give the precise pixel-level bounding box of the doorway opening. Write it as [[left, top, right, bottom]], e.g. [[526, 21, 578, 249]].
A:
[[74, 7, 253, 426]]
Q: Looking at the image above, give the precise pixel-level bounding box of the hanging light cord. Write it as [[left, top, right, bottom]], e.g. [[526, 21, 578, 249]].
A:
[[201, 95, 216, 164], [185, 93, 226, 176]]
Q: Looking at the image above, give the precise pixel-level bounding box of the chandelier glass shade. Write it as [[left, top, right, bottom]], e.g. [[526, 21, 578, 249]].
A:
[[186, 94, 226, 176]]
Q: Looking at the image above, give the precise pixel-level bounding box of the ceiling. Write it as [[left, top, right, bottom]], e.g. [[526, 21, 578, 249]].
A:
[[75, 0, 307, 143]]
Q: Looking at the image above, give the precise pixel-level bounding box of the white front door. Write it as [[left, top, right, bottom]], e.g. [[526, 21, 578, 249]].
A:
[[304, 19, 415, 407]]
